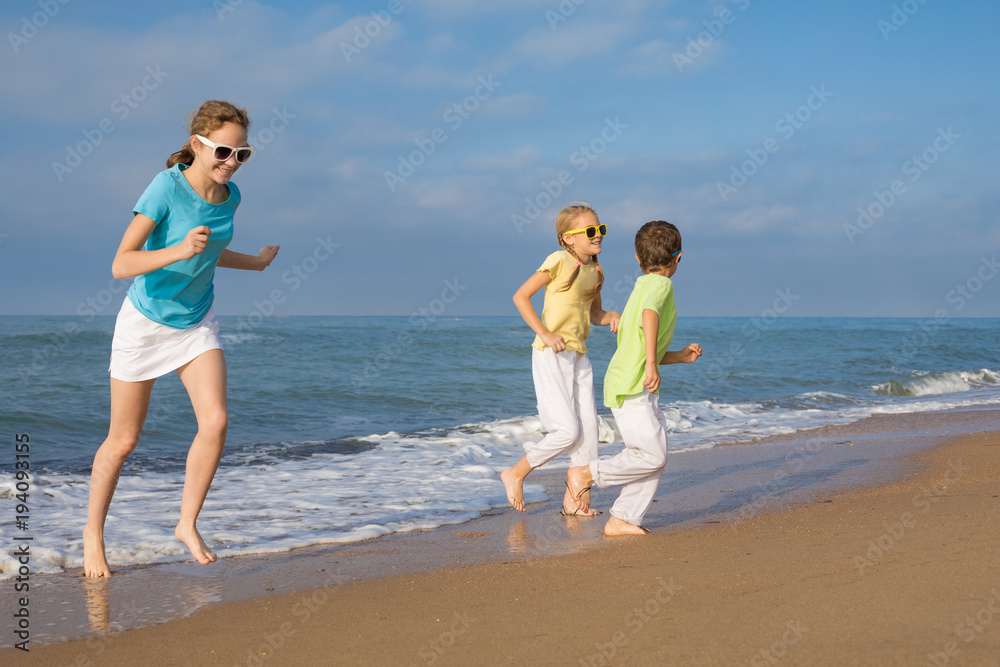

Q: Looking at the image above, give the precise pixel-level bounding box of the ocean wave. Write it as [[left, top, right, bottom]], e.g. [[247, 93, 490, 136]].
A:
[[220, 332, 274, 345], [872, 369, 999, 397], [6, 383, 1000, 580]]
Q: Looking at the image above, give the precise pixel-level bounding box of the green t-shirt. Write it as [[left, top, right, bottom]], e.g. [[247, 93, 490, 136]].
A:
[[603, 273, 676, 408]]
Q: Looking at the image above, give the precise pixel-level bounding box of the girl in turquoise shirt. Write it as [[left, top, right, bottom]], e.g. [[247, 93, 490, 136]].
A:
[[83, 100, 280, 577]]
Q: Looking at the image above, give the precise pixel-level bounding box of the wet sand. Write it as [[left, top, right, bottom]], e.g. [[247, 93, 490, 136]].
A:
[[7, 407, 1000, 665]]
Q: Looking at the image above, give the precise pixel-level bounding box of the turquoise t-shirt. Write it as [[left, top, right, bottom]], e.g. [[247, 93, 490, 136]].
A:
[[603, 273, 677, 409], [126, 164, 237, 329]]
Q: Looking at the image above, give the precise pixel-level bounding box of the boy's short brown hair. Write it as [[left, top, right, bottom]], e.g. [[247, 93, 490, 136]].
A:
[[635, 221, 681, 273]]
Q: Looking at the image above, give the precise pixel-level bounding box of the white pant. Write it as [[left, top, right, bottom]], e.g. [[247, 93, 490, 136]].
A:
[[591, 391, 668, 526], [524, 348, 599, 469]]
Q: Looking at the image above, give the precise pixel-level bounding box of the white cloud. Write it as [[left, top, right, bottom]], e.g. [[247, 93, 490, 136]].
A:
[[418, 0, 554, 17], [337, 116, 425, 147], [476, 91, 545, 120], [425, 32, 456, 53], [0, 3, 412, 125], [719, 205, 800, 233], [463, 145, 542, 170], [513, 21, 632, 69], [619, 39, 677, 76]]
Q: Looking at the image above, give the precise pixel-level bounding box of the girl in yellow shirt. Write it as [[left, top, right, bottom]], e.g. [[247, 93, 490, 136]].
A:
[[501, 203, 620, 515]]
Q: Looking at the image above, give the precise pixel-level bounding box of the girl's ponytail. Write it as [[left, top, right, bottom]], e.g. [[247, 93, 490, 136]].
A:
[[166, 142, 196, 168]]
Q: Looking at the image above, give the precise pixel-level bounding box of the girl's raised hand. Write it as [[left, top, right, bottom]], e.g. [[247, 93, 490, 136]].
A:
[[257, 245, 280, 270], [540, 331, 567, 353], [179, 226, 212, 259], [608, 311, 621, 334]]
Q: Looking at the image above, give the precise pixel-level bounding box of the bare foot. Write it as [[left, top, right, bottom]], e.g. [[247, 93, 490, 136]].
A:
[[501, 467, 526, 511], [174, 524, 218, 564], [560, 487, 600, 517], [566, 466, 594, 513], [83, 525, 111, 578], [604, 515, 650, 536]]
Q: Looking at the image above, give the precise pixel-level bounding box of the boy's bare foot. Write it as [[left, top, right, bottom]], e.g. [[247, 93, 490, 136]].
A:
[[175, 524, 218, 565], [501, 467, 526, 511], [83, 525, 111, 578], [566, 466, 594, 513], [560, 487, 600, 517], [604, 515, 650, 536]]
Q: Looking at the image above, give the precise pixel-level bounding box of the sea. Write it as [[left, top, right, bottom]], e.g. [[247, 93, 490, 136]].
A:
[[2, 313, 998, 578]]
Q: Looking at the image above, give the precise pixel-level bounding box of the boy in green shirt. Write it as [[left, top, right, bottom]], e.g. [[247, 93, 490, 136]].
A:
[[567, 221, 702, 535]]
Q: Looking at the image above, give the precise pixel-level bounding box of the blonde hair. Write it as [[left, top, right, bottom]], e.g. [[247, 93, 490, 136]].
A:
[[166, 100, 252, 168], [554, 201, 604, 299]]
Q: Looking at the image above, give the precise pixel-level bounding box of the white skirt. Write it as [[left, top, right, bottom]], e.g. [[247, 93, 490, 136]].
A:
[[109, 298, 223, 382]]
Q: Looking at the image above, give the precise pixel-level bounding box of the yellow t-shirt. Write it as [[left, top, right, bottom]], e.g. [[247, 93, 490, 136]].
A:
[[531, 251, 601, 353]]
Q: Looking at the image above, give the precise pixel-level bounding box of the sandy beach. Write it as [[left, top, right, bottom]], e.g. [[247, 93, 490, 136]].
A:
[[8, 407, 1000, 666]]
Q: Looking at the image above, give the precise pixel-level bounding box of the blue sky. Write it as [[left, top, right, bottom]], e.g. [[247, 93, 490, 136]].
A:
[[1, 0, 997, 319]]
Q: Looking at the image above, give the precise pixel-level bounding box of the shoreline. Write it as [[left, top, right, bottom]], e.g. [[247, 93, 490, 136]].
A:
[[7, 406, 1000, 663]]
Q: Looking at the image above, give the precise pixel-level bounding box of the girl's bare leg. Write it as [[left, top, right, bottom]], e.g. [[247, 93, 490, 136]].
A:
[[174, 349, 228, 565], [83, 378, 155, 578]]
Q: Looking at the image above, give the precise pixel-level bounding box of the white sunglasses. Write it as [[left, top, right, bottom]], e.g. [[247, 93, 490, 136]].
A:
[[195, 135, 254, 163]]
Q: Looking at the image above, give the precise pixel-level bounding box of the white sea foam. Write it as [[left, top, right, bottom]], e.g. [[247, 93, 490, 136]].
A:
[[3, 378, 999, 579], [872, 369, 999, 397], [219, 332, 267, 345]]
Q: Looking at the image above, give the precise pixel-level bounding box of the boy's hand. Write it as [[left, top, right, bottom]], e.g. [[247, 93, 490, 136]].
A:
[[643, 361, 661, 393], [540, 331, 567, 352], [680, 343, 703, 363], [607, 311, 621, 334]]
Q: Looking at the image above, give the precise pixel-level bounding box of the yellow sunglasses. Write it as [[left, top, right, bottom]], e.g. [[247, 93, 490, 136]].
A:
[[564, 224, 607, 239]]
